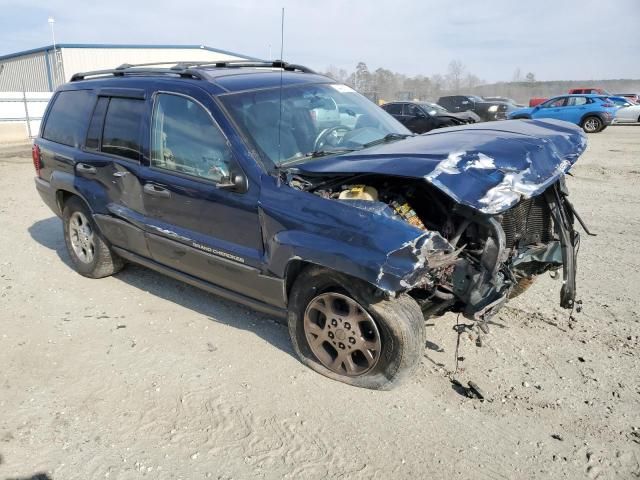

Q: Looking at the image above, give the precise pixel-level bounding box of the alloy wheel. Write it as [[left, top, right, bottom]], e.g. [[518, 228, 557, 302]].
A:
[[69, 211, 96, 263], [303, 292, 381, 376]]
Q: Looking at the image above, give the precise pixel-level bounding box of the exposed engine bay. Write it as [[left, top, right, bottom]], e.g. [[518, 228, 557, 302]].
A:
[[287, 172, 582, 323]]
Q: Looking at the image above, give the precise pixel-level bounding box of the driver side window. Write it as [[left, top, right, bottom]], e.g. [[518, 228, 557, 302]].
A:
[[545, 98, 566, 108], [151, 93, 236, 183], [404, 104, 420, 117]]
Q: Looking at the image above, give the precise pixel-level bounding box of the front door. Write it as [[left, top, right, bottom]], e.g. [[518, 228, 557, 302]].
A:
[[141, 90, 275, 303]]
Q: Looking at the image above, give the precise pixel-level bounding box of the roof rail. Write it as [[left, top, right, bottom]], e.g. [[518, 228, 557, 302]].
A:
[[70, 65, 205, 82], [174, 60, 316, 73], [70, 59, 316, 82]]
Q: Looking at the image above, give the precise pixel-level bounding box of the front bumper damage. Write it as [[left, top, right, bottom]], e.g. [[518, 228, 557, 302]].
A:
[[441, 180, 580, 321]]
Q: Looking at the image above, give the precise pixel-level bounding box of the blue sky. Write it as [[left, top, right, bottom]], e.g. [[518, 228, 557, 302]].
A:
[[0, 0, 638, 82]]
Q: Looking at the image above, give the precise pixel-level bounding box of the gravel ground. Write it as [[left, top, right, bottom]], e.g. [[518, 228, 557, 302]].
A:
[[0, 126, 638, 480]]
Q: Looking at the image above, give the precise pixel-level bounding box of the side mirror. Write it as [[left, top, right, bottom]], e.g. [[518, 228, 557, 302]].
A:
[[217, 173, 248, 193], [415, 111, 426, 118]]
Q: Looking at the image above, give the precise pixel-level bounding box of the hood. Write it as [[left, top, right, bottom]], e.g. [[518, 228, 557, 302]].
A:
[[294, 119, 587, 214], [435, 111, 472, 122], [509, 107, 535, 117]]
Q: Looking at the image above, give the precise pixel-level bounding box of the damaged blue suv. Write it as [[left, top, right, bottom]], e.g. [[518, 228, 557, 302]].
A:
[[33, 61, 588, 389]]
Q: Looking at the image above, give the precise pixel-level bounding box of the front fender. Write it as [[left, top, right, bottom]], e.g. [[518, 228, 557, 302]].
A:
[[259, 176, 456, 295]]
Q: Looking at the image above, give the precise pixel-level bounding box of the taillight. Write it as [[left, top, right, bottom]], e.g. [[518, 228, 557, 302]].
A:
[[32, 144, 42, 177]]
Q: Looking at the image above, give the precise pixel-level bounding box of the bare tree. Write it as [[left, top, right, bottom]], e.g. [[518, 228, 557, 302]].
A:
[[525, 72, 536, 83], [354, 62, 372, 93], [463, 73, 482, 90], [324, 65, 349, 83], [512, 68, 522, 82], [446, 60, 465, 94]]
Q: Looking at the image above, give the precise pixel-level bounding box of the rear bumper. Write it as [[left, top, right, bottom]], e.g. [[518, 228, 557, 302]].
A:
[[35, 177, 61, 217]]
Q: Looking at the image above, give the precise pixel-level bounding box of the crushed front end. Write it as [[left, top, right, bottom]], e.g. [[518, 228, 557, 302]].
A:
[[288, 119, 589, 322], [445, 177, 580, 322]]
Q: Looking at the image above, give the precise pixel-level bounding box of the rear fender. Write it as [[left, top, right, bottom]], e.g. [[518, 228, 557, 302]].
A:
[[49, 169, 109, 215]]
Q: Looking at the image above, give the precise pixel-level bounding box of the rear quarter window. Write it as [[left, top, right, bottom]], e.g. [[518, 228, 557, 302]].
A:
[[42, 90, 94, 147]]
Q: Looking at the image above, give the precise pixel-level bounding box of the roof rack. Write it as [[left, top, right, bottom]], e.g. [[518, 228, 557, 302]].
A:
[[70, 63, 205, 82], [174, 60, 316, 73], [70, 59, 315, 82]]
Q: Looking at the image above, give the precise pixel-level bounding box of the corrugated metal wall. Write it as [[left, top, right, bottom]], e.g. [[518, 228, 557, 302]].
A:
[[0, 51, 52, 91], [61, 48, 245, 82], [0, 47, 247, 93]]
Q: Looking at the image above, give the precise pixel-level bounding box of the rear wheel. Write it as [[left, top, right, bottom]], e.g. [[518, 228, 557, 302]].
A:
[[581, 116, 602, 133], [62, 196, 124, 278], [288, 266, 424, 390]]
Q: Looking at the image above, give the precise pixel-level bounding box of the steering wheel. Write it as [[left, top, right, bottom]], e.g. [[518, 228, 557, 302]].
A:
[[313, 125, 352, 151]]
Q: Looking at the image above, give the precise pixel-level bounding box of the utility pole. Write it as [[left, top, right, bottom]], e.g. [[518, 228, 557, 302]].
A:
[[48, 17, 61, 85]]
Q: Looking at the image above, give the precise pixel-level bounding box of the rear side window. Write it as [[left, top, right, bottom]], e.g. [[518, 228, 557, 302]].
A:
[[85, 97, 109, 151], [101, 98, 145, 161], [42, 90, 93, 147], [383, 104, 402, 115]]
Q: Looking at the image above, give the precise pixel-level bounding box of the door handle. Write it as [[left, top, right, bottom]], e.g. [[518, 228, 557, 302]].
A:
[[143, 183, 171, 198], [77, 163, 96, 174]]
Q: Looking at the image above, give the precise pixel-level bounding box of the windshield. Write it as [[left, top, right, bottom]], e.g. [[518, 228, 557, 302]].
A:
[[420, 102, 449, 114], [220, 83, 410, 166]]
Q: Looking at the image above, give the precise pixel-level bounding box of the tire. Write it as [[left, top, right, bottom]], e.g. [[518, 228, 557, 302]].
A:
[[288, 266, 425, 390], [581, 116, 603, 133], [509, 277, 535, 299], [62, 196, 124, 278]]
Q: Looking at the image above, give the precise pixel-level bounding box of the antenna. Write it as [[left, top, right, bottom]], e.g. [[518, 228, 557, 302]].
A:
[[277, 7, 284, 162]]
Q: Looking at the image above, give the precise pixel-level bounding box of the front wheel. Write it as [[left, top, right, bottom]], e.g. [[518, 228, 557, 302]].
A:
[[581, 116, 603, 133], [288, 266, 425, 390]]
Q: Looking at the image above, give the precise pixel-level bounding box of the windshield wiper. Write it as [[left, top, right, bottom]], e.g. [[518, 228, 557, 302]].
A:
[[278, 148, 355, 167], [361, 133, 414, 149]]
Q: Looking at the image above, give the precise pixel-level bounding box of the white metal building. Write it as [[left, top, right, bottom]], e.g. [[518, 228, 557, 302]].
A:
[[0, 44, 259, 92]]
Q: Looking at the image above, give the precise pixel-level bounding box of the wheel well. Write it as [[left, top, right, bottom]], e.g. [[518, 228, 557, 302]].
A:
[[284, 259, 313, 302], [56, 190, 75, 212], [284, 260, 385, 306]]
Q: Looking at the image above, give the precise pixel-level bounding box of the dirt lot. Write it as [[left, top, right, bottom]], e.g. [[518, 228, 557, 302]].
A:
[[0, 126, 639, 480]]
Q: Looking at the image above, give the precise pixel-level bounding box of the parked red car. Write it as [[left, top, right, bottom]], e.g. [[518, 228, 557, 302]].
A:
[[568, 88, 610, 95], [529, 97, 547, 107]]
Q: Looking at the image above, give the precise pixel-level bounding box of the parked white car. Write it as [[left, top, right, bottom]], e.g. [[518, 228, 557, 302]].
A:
[[614, 105, 640, 124]]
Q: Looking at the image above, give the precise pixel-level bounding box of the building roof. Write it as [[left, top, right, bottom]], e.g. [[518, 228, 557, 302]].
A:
[[0, 44, 262, 62]]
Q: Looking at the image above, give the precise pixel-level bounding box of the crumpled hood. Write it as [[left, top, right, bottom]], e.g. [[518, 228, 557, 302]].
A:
[[296, 119, 587, 214]]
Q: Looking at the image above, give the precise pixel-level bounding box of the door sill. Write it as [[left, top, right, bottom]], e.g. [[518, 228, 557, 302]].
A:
[[112, 247, 287, 320]]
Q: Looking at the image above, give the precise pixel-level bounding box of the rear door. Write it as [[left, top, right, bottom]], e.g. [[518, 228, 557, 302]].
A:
[[75, 89, 152, 258], [563, 96, 590, 123]]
